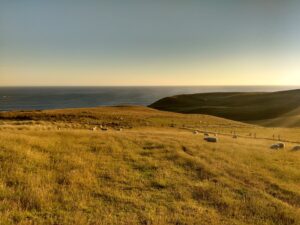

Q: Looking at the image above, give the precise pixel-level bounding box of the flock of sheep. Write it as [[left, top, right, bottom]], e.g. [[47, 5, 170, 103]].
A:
[[91, 124, 300, 151], [270, 143, 300, 151], [199, 131, 300, 151]]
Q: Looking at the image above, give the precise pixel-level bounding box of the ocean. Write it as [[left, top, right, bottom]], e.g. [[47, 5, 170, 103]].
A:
[[0, 86, 299, 111]]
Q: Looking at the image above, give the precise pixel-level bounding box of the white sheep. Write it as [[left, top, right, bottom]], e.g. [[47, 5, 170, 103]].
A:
[[204, 136, 218, 143]]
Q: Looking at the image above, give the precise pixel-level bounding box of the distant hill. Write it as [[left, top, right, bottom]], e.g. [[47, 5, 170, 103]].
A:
[[149, 89, 300, 127]]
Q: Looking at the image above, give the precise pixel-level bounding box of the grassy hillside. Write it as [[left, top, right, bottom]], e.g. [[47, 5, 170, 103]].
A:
[[149, 89, 300, 126], [0, 106, 300, 225]]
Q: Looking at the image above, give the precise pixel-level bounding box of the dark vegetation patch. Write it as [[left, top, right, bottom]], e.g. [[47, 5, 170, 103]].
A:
[[181, 146, 193, 156], [192, 185, 230, 213], [151, 180, 167, 190], [150, 89, 300, 123], [264, 182, 300, 207], [176, 156, 215, 181], [143, 142, 165, 150]]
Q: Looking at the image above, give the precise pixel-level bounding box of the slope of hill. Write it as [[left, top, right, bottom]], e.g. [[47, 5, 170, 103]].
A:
[[149, 89, 300, 126], [0, 106, 299, 225]]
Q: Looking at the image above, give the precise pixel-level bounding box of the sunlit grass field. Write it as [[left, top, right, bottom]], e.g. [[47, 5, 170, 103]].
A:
[[0, 107, 299, 225]]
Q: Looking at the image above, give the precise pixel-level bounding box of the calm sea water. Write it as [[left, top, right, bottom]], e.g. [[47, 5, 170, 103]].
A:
[[0, 86, 299, 111]]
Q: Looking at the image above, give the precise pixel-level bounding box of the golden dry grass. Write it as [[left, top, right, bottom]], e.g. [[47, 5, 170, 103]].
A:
[[0, 106, 299, 225]]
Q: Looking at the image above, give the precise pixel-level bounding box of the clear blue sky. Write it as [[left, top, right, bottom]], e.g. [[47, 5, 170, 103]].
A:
[[1, 0, 300, 86]]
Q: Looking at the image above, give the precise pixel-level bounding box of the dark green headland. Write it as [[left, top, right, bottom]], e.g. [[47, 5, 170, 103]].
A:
[[149, 89, 300, 127]]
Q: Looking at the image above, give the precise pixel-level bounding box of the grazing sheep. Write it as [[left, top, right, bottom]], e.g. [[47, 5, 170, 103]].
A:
[[270, 144, 280, 150], [204, 136, 218, 143], [292, 146, 300, 151], [92, 127, 97, 131], [193, 130, 198, 134], [277, 143, 285, 148], [270, 143, 285, 150]]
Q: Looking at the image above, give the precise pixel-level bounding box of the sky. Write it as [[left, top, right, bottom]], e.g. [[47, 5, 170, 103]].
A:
[[1, 0, 300, 86]]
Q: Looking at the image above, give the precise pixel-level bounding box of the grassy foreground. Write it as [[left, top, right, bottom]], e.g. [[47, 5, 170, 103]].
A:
[[0, 106, 299, 225]]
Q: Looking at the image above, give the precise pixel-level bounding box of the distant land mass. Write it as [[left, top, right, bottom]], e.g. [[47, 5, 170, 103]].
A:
[[150, 89, 300, 127], [1, 86, 300, 111]]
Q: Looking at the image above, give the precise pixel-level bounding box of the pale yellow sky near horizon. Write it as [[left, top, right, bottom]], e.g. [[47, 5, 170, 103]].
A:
[[1, 53, 299, 86]]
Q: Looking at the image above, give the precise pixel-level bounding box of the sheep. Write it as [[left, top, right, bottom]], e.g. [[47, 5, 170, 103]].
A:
[[270, 144, 280, 150], [270, 143, 285, 150], [277, 143, 285, 149], [193, 130, 199, 135], [292, 146, 300, 151], [92, 127, 97, 131], [204, 136, 218, 143]]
